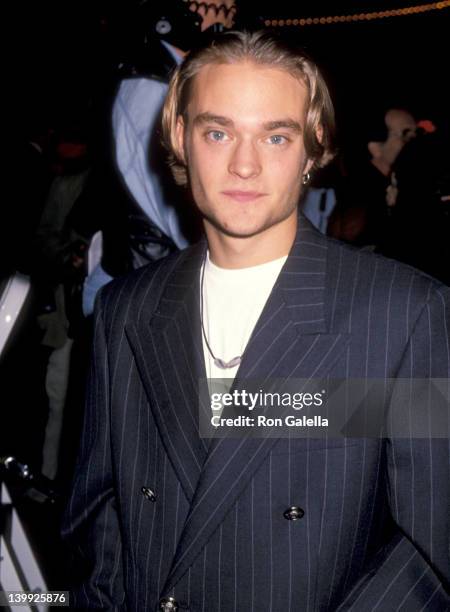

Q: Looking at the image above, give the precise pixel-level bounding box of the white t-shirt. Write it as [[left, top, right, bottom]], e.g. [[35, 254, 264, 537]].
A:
[[200, 251, 288, 385]]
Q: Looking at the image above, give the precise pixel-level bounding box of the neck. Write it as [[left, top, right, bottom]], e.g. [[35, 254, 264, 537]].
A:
[[204, 213, 297, 269]]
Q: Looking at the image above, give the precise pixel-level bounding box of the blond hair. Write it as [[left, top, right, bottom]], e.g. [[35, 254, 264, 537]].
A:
[[162, 30, 336, 185]]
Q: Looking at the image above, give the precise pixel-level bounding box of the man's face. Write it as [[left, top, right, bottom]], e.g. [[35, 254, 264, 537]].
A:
[[385, 109, 417, 142], [177, 61, 312, 241]]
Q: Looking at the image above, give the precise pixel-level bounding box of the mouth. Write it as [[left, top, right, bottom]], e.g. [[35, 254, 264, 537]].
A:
[[221, 190, 267, 203]]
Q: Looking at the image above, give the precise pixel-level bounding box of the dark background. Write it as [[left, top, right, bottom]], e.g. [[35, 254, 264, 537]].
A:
[[19, 0, 450, 156]]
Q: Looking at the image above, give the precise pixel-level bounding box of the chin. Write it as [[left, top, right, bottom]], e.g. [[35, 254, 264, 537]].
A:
[[207, 215, 283, 240]]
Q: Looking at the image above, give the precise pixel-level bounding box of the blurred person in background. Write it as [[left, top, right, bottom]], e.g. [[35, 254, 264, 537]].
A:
[[333, 107, 417, 247], [81, 0, 238, 316], [377, 120, 450, 284], [31, 124, 91, 481]]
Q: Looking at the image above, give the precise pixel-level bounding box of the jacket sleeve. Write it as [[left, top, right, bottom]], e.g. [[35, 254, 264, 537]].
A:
[[338, 285, 450, 611], [61, 299, 126, 610]]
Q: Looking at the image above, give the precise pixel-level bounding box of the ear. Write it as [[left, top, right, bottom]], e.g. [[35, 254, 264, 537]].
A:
[[305, 123, 324, 172], [175, 115, 186, 163], [304, 157, 315, 175], [316, 123, 324, 145]]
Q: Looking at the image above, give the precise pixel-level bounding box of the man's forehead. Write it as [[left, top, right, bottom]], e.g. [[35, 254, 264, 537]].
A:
[[186, 61, 308, 123]]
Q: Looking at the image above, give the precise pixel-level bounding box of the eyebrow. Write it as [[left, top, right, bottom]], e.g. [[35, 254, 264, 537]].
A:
[[193, 112, 233, 127], [193, 112, 303, 133], [263, 119, 302, 133]]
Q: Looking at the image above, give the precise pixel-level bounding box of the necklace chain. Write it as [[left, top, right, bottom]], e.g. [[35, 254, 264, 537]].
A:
[[200, 256, 243, 370]]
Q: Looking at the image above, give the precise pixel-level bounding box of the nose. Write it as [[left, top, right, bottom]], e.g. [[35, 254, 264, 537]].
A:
[[228, 139, 261, 179]]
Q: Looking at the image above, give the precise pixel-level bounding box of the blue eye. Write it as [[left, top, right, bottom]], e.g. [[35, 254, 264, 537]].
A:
[[207, 130, 227, 142], [267, 134, 288, 145]]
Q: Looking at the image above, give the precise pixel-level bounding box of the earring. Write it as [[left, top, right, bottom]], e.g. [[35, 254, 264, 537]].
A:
[[302, 172, 311, 185]]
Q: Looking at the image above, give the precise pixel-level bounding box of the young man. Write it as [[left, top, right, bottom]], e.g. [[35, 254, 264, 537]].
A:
[[63, 31, 449, 611]]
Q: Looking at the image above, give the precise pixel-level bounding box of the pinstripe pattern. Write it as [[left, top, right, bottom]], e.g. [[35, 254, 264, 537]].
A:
[[62, 217, 450, 610]]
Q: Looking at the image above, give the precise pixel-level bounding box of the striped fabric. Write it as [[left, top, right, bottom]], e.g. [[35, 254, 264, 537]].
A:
[[62, 217, 450, 611]]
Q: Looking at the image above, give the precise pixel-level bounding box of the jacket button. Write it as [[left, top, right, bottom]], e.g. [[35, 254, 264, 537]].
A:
[[141, 486, 157, 502], [283, 506, 304, 521], [159, 597, 178, 611]]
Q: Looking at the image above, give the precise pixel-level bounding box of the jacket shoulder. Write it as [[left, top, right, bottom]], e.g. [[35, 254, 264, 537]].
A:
[[330, 236, 446, 295], [325, 236, 449, 333]]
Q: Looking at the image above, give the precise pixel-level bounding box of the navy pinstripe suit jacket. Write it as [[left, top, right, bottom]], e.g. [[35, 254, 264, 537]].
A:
[[63, 219, 450, 611]]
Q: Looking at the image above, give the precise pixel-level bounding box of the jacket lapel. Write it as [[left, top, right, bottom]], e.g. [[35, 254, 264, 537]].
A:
[[125, 241, 210, 503], [163, 217, 350, 592]]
